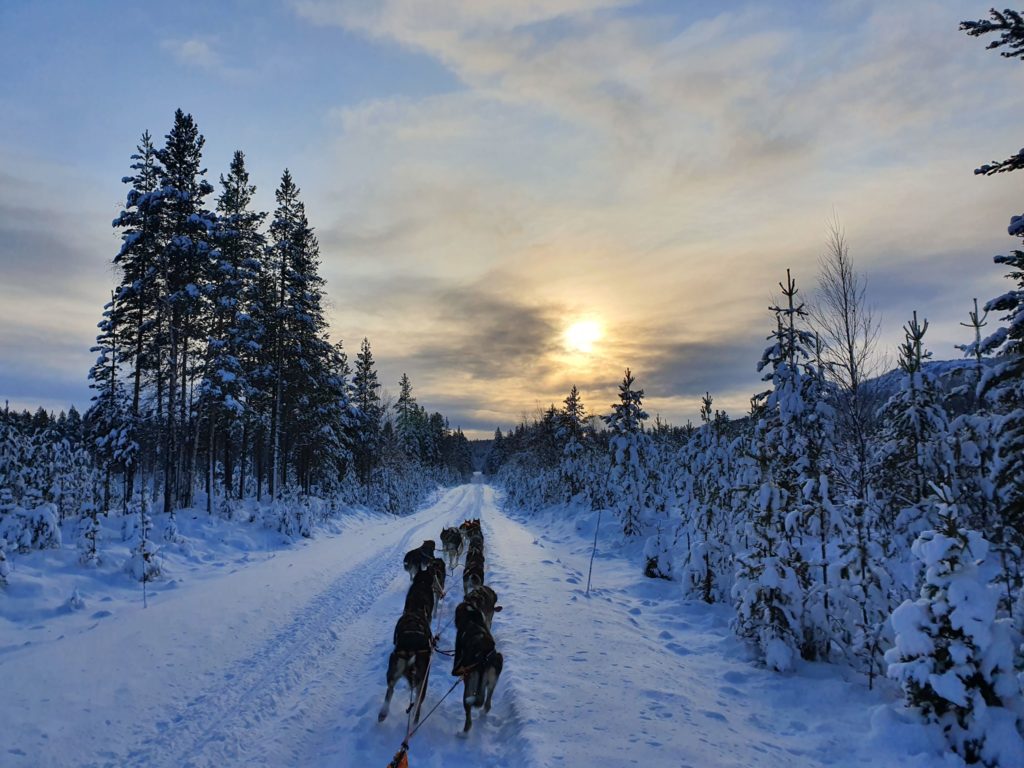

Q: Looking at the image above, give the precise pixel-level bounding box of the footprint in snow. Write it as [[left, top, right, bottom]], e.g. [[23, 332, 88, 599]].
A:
[[90, 610, 113, 619], [666, 642, 692, 656], [701, 710, 728, 722]]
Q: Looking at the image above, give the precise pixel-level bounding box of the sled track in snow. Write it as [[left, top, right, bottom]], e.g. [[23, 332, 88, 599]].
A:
[[117, 492, 467, 768]]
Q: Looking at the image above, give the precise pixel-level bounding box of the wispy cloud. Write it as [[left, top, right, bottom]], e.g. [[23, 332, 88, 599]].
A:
[[288, 0, 1024, 433], [160, 37, 247, 79]]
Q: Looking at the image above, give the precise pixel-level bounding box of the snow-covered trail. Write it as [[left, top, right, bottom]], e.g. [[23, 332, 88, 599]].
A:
[[1, 484, 527, 768], [480, 487, 930, 768], [3, 483, 935, 768]]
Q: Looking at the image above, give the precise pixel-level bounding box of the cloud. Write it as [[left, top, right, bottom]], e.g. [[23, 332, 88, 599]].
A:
[[160, 37, 247, 79], [397, 286, 564, 380], [288, 1, 1024, 434]]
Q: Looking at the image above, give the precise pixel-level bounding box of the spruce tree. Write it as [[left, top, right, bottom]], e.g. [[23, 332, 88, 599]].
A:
[[559, 385, 590, 501], [733, 271, 832, 668], [201, 150, 266, 510], [85, 294, 128, 512], [155, 109, 216, 513], [679, 393, 734, 604], [602, 370, 672, 577], [887, 503, 1024, 766], [961, 9, 1024, 619], [395, 373, 419, 458], [874, 312, 952, 546], [112, 130, 164, 509], [352, 337, 382, 486]]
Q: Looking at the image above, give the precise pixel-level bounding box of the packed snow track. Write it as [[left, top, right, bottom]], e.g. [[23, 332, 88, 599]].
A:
[[2, 483, 939, 767]]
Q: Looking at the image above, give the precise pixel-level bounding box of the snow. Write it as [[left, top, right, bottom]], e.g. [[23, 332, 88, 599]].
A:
[[0, 483, 992, 767]]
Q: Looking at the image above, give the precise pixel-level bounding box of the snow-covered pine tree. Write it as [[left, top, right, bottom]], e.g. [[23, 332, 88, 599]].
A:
[[874, 312, 952, 553], [126, 495, 161, 591], [85, 294, 128, 512], [351, 337, 383, 488], [961, 9, 1024, 622], [733, 270, 833, 668], [77, 502, 100, 567], [395, 373, 420, 459], [111, 130, 164, 511], [155, 109, 216, 513], [201, 150, 266, 511], [886, 501, 1024, 766], [732, 388, 803, 672], [602, 369, 671, 577], [559, 385, 590, 502], [678, 393, 734, 604], [262, 168, 345, 496], [949, 300, 1006, 609]]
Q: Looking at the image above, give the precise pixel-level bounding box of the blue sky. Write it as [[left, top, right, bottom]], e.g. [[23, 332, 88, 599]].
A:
[[2, 1, 1023, 435]]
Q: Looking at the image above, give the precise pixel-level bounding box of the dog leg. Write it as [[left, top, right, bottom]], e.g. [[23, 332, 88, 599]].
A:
[[379, 652, 404, 722], [412, 655, 431, 725], [462, 674, 476, 733], [484, 653, 503, 713]]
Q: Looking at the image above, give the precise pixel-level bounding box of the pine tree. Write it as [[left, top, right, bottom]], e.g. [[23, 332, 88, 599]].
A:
[[679, 393, 734, 604], [733, 271, 834, 668], [886, 502, 1024, 766], [77, 503, 100, 566], [395, 373, 419, 458], [201, 150, 266, 510], [352, 337, 382, 487], [601, 370, 672, 577], [112, 130, 164, 509], [961, 10, 1024, 620], [875, 312, 952, 545], [85, 294, 128, 512], [155, 109, 216, 513], [559, 385, 589, 501]]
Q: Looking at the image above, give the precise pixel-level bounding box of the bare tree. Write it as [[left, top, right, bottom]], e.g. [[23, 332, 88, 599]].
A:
[[808, 216, 883, 501]]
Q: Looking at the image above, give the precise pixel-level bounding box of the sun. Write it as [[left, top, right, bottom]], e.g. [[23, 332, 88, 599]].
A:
[[564, 319, 603, 354]]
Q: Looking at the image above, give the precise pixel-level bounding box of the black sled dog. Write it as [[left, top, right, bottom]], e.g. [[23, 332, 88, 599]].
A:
[[403, 540, 436, 580], [440, 526, 464, 569], [404, 567, 438, 624], [452, 602, 503, 732], [379, 610, 433, 723], [464, 585, 502, 630]]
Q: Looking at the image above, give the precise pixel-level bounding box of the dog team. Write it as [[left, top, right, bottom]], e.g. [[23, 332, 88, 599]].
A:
[[378, 519, 504, 733]]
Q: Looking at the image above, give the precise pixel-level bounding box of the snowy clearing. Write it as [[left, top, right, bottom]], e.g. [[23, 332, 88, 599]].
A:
[[1, 483, 959, 767]]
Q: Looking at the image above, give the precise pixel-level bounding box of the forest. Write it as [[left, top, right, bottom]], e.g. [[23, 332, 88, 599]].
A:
[[0, 109, 474, 577]]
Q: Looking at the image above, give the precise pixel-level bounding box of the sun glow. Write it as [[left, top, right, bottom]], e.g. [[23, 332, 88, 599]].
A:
[[564, 319, 603, 354]]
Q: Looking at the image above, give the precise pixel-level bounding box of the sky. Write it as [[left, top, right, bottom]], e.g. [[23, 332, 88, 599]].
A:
[[2, 0, 1023, 437]]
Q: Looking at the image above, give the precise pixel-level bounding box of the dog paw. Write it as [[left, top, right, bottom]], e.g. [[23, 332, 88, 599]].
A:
[[377, 711, 388, 723]]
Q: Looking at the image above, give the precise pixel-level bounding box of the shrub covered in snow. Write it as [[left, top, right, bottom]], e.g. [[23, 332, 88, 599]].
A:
[[0, 545, 10, 587], [64, 587, 86, 611], [262, 488, 314, 539], [124, 499, 161, 583], [0, 502, 62, 553], [77, 505, 100, 566], [886, 508, 1024, 765]]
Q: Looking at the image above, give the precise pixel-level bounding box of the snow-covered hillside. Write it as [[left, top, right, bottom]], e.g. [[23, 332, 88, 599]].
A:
[[0, 483, 972, 767]]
